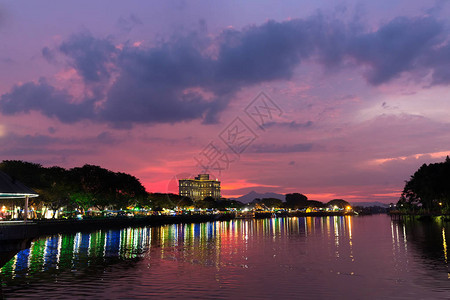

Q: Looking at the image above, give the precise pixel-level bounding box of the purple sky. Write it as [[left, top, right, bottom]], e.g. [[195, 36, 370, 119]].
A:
[[1, 0, 450, 203]]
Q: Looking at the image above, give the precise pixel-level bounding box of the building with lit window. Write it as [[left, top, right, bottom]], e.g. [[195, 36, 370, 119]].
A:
[[179, 174, 221, 201]]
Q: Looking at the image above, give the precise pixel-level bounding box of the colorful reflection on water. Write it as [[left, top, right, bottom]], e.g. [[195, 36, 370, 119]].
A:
[[1, 215, 449, 299]]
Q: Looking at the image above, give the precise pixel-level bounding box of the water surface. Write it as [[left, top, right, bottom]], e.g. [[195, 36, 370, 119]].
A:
[[1, 215, 449, 299]]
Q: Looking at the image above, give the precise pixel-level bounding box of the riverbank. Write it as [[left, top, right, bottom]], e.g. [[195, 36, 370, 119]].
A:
[[34, 213, 236, 235], [0, 211, 357, 268], [1, 211, 359, 244], [0, 214, 235, 266], [389, 211, 450, 221]]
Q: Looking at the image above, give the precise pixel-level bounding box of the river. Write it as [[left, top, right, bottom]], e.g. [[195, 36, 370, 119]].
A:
[[1, 215, 449, 299]]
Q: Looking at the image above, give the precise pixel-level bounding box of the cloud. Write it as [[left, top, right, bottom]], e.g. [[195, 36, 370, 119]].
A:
[[101, 36, 219, 127], [48, 127, 56, 134], [0, 147, 93, 157], [427, 44, 450, 85], [1, 13, 450, 127], [0, 131, 120, 157], [42, 47, 55, 63], [0, 78, 95, 123], [59, 32, 117, 83], [0, 57, 14, 64], [215, 20, 311, 84], [264, 120, 313, 129], [347, 16, 443, 85], [117, 14, 143, 33], [250, 143, 314, 153], [0, 133, 67, 156], [3, 133, 60, 146], [0, 5, 7, 28], [96, 131, 117, 145]]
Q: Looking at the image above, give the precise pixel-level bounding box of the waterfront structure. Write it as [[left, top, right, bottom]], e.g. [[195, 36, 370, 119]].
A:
[[0, 171, 39, 222], [179, 174, 221, 201]]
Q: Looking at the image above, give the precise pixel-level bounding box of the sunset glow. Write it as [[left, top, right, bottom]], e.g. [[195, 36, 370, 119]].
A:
[[1, 0, 450, 204]]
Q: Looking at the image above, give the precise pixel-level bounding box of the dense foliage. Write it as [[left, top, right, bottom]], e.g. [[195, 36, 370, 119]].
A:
[[0, 160, 148, 217], [0, 160, 245, 217], [398, 157, 450, 213], [0, 160, 354, 219]]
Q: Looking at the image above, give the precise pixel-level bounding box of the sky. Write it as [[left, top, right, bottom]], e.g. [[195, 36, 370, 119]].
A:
[[1, 0, 450, 203]]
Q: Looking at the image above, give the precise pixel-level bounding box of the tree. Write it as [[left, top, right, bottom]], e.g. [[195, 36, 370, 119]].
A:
[[399, 157, 450, 212], [0, 161, 71, 218], [69, 165, 116, 211], [326, 199, 350, 209], [195, 196, 217, 209], [215, 199, 244, 210], [0, 160, 45, 188], [68, 165, 148, 212], [260, 198, 283, 208], [285, 193, 308, 209], [148, 193, 175, 210], [39, 166, 76, 218], [114, 172, 148, 209], [307, 200, 324, 208], [0, 160, 150, 217]]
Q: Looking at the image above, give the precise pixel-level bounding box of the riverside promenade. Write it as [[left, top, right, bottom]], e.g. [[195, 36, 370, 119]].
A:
[[1, 214, 235, 241], [0, 214, 234, 267], [0, 210, 356, 243]]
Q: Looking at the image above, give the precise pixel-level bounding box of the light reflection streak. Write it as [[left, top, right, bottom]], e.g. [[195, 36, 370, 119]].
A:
[[443, 227, 447, 264], [395, 222, 400, 248], [327, 217, 331, 239], [1, 217, 360, 280], [346, 216, 354, 262], [391, 221, 396, 261], [304, 217, 308, 237], [402, 224, 408, 261], [390, 220, 411, 274], [334, 217, 340, 258], [56, 234, 62, 268]]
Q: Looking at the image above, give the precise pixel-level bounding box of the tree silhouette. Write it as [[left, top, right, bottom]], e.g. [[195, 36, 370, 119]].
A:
[[326, 199, 350, 209], [285, 193, 308, 209], [0, 160, 149, 217], [399, 156, 450, 212]]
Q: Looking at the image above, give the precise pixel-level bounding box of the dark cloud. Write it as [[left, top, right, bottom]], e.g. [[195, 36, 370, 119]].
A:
[[59, 32, 117, 83], [0, 131, 120, 157], [264, 120, 313, 129], [427, 44, 450, 85], [0, 5, 7, 28], [215, 20, 311, 84], [96, 131, 117, 145], [42, 47, 55, 63], [117, 14, 143, 33], [1, 14, 450, 127], [198, 19, 207, 33], [141, 135, 196, 146], [0, 78, 95, 123], [250, 143, 314, 153], [1, 57, 14, 64], [3, 133, 60, 147], [48, 127, 56, 134], [101, 36, 218, 127], [347, 16, 443, 84], [0, 147, 93, 157], [0, 133, 62, 156]]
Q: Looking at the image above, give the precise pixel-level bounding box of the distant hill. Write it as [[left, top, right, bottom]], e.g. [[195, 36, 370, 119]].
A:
[[232, 192, 390, 207], [232, 191, 285, 203], [350, 201, 390, 208]]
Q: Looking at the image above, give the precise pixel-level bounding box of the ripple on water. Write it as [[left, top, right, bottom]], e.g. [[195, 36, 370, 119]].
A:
[[1, 216, 450, 299]]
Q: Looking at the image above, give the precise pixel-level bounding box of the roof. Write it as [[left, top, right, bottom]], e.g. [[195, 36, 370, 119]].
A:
[[0, 171, 39, 199]]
